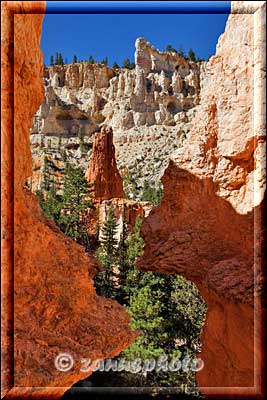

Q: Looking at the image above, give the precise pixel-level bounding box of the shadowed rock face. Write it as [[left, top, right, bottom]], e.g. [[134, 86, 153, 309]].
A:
[[138, 1, 266, 395], [1, 3, 137, 399]]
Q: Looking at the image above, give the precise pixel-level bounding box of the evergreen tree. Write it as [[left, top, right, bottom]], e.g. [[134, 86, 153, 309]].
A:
[[129, 61, 135, 69], [119, 216, 144, 304], [39, 184, 63, 224], [141, 180, 163, 206], [166, 44, 177, 53], [64, 57, 68, 65], [78, 126, 86, 153], [188, 48, 196, 61], [94, 207, 119, 299], [116, 220, 130, 304], [50, 55, 54, 66], [72, 54, 77, 64], [42, 155, 50, 191], [101, 57, 108, 66], [58, 165, 95, 250], [122, 58, 131, 69], [58, 53, 64, 65], [178, 45, 185, 58], [121, 169, 139, 200], [88, 55, 95, 64], [112, 61, 119, 69], [119, 271, 206, 389]]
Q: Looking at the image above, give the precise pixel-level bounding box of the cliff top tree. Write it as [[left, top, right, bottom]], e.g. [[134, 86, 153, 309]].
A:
[[88, 55, 95, 64], [101, 56, 108, 66], [50, 55, 54, 66], [122, 58, 131, 69], [55, 52, 64, 65], [188, 48, 196, 61], [112, 61, 119, 69], [166, 44, 177, 53], [177, 45, 185, 58], [59, 53, 64, 65], [72, 54, 77, 64]]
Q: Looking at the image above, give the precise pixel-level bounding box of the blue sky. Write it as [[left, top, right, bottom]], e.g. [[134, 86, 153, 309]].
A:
[[41, 13, 229, 66]]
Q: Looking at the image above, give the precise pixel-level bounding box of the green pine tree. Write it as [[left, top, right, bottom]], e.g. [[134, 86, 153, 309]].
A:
[[101, 57, 108, 66], [166, 44, 177, 53], [78, 126, 86, 153], [112, 61, 119, 69], [122, 58, 131, 69], [120, 270, 206, 389], [178, 45, 185, 58], [116, 220, 130, 304], [188, 48, 196, 61], [88, 55, 95, 64], [119, 216, 144, 304], [50, 55, 54, 66], [58, 53, 64, 65], [94, 207, 119, 299], [141, 180, 163, 206], [72, 54, 77, 64], [42, 155, 50, 191], [121, 169, 139, 200], [39, 184, 63, 224], [58, 165, 95, 250]]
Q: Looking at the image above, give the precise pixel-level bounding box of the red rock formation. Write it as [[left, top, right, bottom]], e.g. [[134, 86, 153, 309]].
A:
[[1, 3, 136, 399], [98, 198, 152, 235], [138, 2, 266, 397], [86, 125, 125, 200], [138, 163, 264, 389]]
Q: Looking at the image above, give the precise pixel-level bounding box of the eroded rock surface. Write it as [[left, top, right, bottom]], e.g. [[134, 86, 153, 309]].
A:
[[138, 1, 266, 394], [86, 126, 125, 200], [30, 38, 203, 196], [1, 3, 137, 398], [86, 126, 152, 242]]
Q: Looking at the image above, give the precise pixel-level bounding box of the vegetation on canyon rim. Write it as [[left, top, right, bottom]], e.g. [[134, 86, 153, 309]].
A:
[[48, 44, 204, 69], [38, 160, 206, 396]]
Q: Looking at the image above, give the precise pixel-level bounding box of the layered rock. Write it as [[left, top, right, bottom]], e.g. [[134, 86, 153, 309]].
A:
[[138, 1, 265, 395], [86, 125, 125, 200], [104, 37, 202, 130], [30, 38, 202, 195], [1, 3, 137, 399]]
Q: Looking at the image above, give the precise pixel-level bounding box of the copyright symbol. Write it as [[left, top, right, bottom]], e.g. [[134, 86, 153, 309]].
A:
[[55, 353, 74, 372]]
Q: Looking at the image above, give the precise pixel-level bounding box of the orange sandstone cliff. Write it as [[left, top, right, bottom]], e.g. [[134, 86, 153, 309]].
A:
[[138, 1, 266, 397], [1, 2, 136, 399]]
